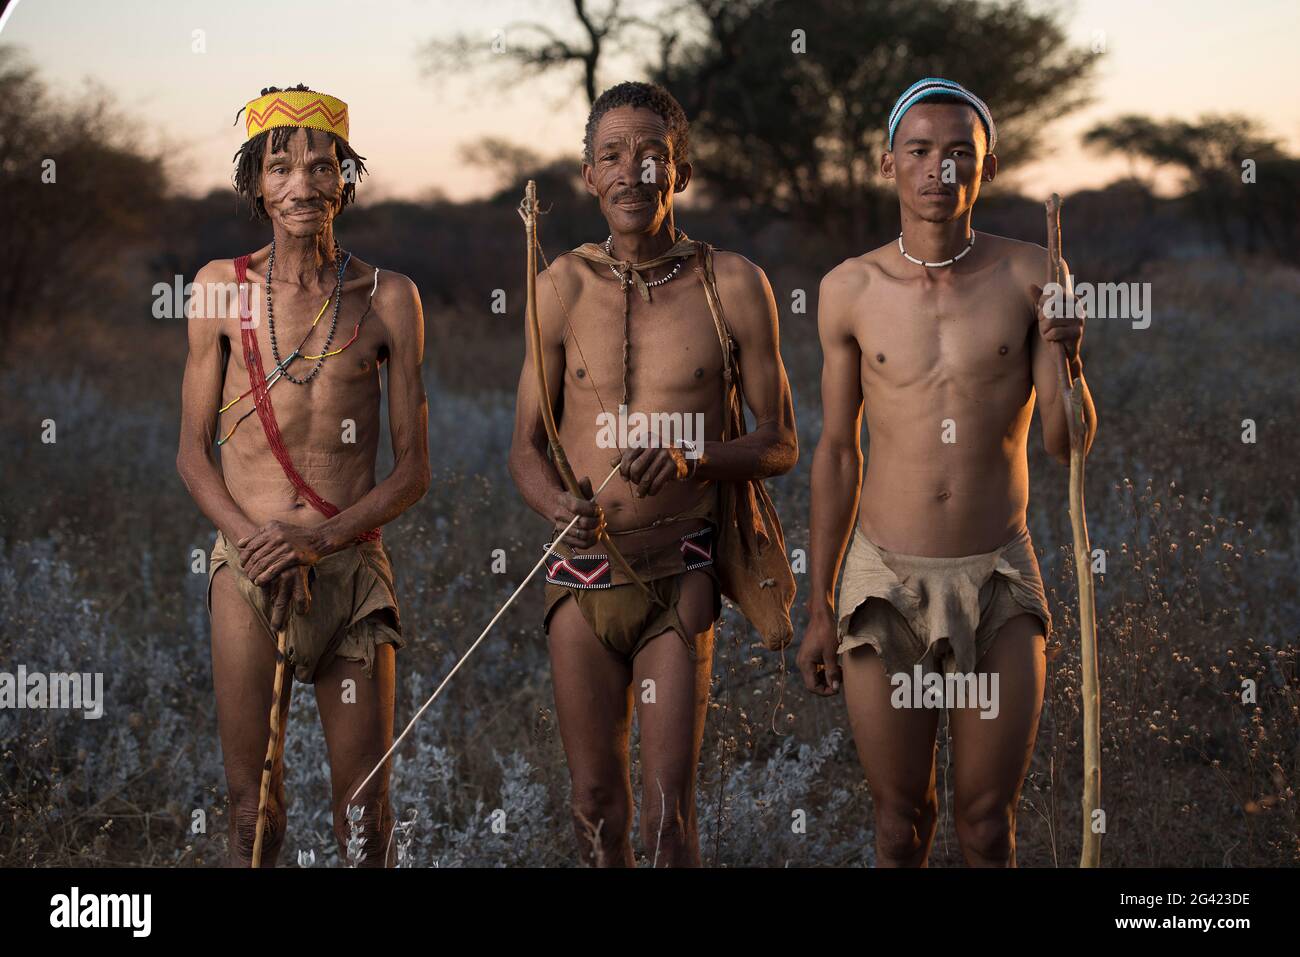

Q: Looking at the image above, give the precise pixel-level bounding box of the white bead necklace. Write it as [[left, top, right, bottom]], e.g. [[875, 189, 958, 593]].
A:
[[603, 234, 685, 287], [898, 230, 976, 268]]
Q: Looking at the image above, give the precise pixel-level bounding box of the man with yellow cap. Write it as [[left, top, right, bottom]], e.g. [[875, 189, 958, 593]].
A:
[[176, 84, 430, 867]]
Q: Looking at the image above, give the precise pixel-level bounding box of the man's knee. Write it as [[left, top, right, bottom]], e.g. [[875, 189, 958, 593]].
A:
[[570, 779, 630, 845], [955, 800, 1014, 864], [874, 794, 938, 865], [639, 786, 691, 848], [231, 789, 285, 864]]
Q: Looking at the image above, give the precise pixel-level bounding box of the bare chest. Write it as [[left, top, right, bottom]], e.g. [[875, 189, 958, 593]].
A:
[[563, 272, 726, 410], [219, 284, 387, 439], [857, 273, 1034, 391]]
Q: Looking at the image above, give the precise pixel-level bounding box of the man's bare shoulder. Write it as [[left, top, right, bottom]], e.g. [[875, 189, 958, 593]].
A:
[[821, 241, 896, 300], [187, 260, 240, 335], [975, 230, 1049, 280], [710, 248, 772, 307], [369, 267, 423, 341], [538, 250, 592, 302], [710, 248, 764, 283], [371, 266, 418, 303], [194, 258, 237, 287], [975, 230, 1046, 256]]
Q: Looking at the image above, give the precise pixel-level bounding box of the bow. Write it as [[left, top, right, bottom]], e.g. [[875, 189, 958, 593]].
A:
[[519, 179, 662, 604]]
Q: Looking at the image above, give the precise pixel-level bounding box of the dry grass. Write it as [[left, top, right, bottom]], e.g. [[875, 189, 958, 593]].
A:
[[1, 254, 1295, 867]]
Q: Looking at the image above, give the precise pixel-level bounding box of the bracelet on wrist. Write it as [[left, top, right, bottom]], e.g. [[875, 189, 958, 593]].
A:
[[671, 441, 702, 481]]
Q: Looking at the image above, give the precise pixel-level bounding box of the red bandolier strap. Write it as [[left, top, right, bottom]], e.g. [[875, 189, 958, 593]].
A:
[[233, 254, 381, 543]]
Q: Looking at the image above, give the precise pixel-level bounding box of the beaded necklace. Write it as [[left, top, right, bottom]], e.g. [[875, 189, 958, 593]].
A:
[[268, 239, 346, 384], [898, 230, 976, 268], [602, 231, 685, 288], [217, 251, 380, 447]]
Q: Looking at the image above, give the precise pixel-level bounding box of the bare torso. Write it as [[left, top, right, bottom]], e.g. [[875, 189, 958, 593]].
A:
[[211, 250, 391, 528], [846, 233, 1042, 556], [547, 252, 729, 554]]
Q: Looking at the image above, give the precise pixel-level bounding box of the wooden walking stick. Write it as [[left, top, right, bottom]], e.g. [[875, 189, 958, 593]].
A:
[[248, 566, 301, 868], [1045, 194, 1101, 867], [251, 626, 288, 868]]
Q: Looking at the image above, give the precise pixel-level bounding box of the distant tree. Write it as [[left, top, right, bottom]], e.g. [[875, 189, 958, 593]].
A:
[[651, 0, 1096, 242], [1079, 115, 1169, 189], [1084, 114, 1285, 189], [421, 0, 667, 106], [457, 136, 547, 191], [423, 0, 1096, 244], [1084, 114, 1294, 255], [0, 46, 166, 331]]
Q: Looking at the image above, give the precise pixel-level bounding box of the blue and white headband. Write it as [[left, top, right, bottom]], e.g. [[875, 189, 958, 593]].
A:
[[887, 78, 997, 152]]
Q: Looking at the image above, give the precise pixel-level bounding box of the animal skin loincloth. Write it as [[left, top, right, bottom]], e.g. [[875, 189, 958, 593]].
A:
[[207, 530, 403, 684], [836, 525, 1052, 675], [543, 494, 721, 661]]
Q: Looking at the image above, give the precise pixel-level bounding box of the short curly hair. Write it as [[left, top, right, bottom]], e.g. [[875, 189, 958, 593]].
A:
[[582, 81, 690, 167], [231, 84, 368, 221]]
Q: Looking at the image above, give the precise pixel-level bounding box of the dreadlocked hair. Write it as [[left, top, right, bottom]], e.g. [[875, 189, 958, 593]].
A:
[[231, 84, 368, 221]]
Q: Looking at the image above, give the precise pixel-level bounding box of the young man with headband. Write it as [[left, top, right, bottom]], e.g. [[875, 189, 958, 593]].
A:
[[800, 78, 1096, 866]]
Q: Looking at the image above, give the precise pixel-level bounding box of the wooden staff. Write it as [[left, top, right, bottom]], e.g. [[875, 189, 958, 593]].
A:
[[252, 628, 288, 868], [1045, 194, 1101, 868]]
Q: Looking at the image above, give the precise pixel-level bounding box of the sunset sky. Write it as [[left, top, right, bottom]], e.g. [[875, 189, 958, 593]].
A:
[[2, 0, 1297, 204]]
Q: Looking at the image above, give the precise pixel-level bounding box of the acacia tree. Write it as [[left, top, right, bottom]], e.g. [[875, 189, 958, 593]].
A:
[[1085, 114, 1294, 255], [423, 0, 1095, 243], [421, 0, 668, 106], [652, 0, 1096, 242]]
